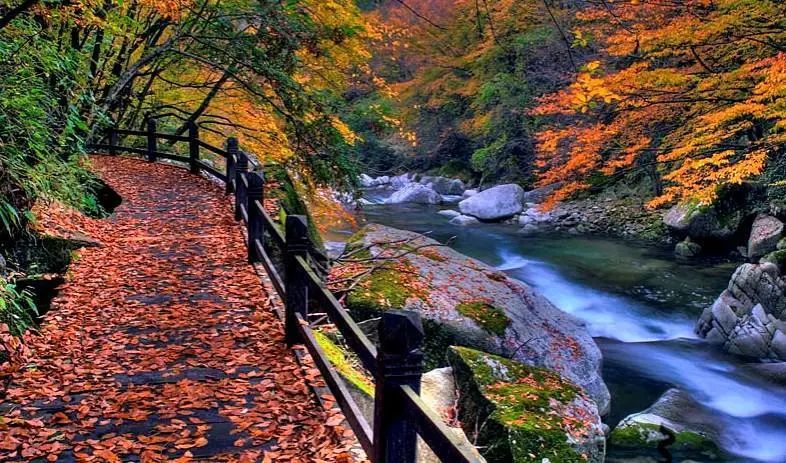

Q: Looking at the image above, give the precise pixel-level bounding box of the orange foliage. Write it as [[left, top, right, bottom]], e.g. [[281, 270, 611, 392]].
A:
[[534, 1, 786, 208]]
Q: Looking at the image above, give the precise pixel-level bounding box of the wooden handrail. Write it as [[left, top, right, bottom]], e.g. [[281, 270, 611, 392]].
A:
[[86, 123, 483, 463]]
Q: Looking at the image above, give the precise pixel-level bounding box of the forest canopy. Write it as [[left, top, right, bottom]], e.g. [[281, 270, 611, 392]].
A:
[[0, 0, 373, 241], [351, 0, 786, 210]]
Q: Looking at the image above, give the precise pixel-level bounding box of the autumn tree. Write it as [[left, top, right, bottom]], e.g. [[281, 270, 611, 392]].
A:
[[534, 0, 786, 209], [353, 0, 580, 185]]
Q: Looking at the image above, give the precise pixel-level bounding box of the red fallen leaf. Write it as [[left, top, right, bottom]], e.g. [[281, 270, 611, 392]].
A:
[[171, 451, 193, 463], [194, 437, 208, 448], [25, 418, 45, 428], [325, 415, 344, 427], [52, 412, 71, 424], [0, 435, 21, 450], [93, 449, 121, 462]]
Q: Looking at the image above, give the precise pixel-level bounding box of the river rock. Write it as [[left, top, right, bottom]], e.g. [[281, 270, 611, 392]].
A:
[[418, 367, 486, 463], [449, 214, 480, 226], [463, 189, 478, 198], [458, 184, 524, 221], [448, 346, 605, 463], [522, 183, 560, 204], [428, 177, 465, 196], [696, 263, 786, 360], [748, 214, 784, 259], [339, 224, 610, 414], [390, 173, 412, 189], [437, 209, 461, 218], [359, 174, 376, 187], [675, 237, 702, 258], [609, 388, 721, 459], [386, 183, 442, 205], [663, 203, 744, 241]]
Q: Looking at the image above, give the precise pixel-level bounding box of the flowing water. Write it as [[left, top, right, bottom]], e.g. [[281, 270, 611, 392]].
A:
[[331, 194, 786, 462]]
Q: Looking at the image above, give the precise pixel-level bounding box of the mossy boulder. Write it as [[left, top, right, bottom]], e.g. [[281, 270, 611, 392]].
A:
[[336, 224, 610, 414], [675, 237, 702, 258], [609, 389, 722, 460], [663, 203, 745, 242], [447, 346, 605, 463]]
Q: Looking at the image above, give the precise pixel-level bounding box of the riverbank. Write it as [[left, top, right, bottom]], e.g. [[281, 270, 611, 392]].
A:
[[326, 197, 786, 462]]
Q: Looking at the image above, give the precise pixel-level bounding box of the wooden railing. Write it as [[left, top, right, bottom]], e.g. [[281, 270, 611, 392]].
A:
[[88, 122, 481, 463]]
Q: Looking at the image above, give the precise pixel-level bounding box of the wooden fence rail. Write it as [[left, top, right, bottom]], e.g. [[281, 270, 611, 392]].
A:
[[87, 121, 482, 463]]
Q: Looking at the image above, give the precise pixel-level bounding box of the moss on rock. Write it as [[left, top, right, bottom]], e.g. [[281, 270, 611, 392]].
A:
[[762, 249, 786, 270], [609, 420, 719, 455], [447, 346, 595, 463], [456, 301, 510, 336], [346, 267, 417, 316], [314, 330, 374, 396]]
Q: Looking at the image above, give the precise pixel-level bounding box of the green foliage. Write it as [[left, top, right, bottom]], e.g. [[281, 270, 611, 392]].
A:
[[0, 17, 100, 238], [358, 0, 567, 184], [0, 278, 37, 336]]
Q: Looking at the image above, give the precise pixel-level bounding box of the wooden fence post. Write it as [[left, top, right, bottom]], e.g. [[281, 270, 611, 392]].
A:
[[373, 310, 424, 463], [146, 118, 157, 162], [188, 121, 200, 174], [234, 152, 249, 221], [225, 137, 238, 194], [246, 171, 265, 263], [285, 215, 310, 346], [108, 128, 118, 156]]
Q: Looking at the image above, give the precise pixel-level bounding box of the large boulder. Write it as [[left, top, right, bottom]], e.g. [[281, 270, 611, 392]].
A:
[[386, 183, 442, 205], [748, 214, 784, 259], [663, 203, 744, 241], [696, 263, 786, 360], [458, 184, 525, 221], [339, 224, 610, 414], [609, 389, 721, 459], [448, 346, 605, 463]]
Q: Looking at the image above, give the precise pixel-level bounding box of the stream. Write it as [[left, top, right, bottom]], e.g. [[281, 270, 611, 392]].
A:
[[331, 195, 786, 462]]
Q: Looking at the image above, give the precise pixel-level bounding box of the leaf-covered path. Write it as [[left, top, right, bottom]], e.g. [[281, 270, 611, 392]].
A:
[[0, 157, 354, 462]]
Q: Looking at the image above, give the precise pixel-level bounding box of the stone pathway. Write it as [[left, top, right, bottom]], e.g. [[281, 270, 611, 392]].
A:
[[0, 157, 353, 462]]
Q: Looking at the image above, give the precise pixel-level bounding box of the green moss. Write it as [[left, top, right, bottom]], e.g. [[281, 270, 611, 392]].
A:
[[346, 267, 418, 316], [456, 301, 510, 335], [314, 330, 374, 396], [610, 422, 719, 454], [448, 346, 585, 463], [762, 249, 786, 269]]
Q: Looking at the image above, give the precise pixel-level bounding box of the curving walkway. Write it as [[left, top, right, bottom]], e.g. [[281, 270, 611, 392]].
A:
[[0, 157, 354, 462]]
